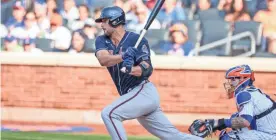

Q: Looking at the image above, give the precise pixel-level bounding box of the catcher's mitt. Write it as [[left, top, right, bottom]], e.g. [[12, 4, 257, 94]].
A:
[[188, 119, 216, 138]]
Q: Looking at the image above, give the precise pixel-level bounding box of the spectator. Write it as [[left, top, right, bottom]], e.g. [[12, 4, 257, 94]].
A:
[[5, 0, 26, 30], [68, 31, 86, 54], [0, 24, 8, 38], [22, 11, 40, 38], [153, 23, 194, 56], [225, 0, 251, 22], [254, 0, 276, 54], [46, 13, 71, 51], [144, 0, 157, 10], [92, 7, 103, 30], [198, 0, 212, 11], [4, 35, 24, 52], [23, 38, 43, 53], [46, 0, 60, 18], [217, 0, 233, 13], [113, 0, 138, 24], [10, 11, 40, 40], [60, 0, 79, 23], [82, 20, 98, 39], [156, 0, 186, 27], [127, 5, 161, 33], [69, 4, 94, 31], [93, 7, 102, 20], [34, 1, 50, 32]]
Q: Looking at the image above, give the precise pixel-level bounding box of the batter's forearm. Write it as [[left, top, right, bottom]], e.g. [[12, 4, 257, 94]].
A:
[[129, 61, 150, 77], [98, 55, 123, 67], [129, 66, 142, 77]]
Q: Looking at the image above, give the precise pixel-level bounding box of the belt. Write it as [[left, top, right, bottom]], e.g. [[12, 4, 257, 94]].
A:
[[127, 80, 149, 93]]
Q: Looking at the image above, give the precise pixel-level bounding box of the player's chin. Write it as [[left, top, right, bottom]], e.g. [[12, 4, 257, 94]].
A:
[[104, 31, 110, 36]]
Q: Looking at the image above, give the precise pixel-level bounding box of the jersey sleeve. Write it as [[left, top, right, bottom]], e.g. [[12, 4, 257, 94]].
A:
[[95, 36, 108, 56], [135, 38, 151, 63], [236, 91, 254, 118], [239, 102, 254, 116]]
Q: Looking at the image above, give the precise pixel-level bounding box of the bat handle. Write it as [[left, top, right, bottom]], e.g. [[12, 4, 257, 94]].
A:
[[134, 29, 147, 48], [121, 29, 148, 73]]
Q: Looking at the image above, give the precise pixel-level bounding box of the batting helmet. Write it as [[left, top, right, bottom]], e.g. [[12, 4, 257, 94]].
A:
[[95, 6, 126, 28]]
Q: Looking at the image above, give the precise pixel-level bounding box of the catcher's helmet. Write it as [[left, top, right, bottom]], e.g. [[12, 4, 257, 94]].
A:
[[95, 6, 125, 28], [224, 65, 255, 97]]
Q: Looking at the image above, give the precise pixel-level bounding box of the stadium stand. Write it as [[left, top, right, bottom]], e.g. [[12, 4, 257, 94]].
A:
[[0, 0, 275, 57]]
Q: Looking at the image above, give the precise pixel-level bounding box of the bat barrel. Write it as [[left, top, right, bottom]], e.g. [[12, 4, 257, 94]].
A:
[[144, 0, 165, 30]]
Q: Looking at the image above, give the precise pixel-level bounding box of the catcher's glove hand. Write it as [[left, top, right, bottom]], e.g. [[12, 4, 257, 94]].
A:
[[188, 119, 216, 138]]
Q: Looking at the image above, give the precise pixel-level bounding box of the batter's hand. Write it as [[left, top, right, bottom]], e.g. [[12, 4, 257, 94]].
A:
[[121, 56, 134, 74], [122, 47, 138, 60]]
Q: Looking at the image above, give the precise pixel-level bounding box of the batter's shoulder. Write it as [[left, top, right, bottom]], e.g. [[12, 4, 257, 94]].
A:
[[96, 35, 108, 42]]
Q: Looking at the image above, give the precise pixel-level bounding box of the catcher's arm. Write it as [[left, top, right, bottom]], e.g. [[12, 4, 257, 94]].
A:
[[212, 116, 250, 130], [189, 116, 251, 138]]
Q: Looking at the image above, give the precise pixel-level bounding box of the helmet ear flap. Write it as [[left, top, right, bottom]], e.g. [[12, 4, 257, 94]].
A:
[[109, 17, 121, 27], [109, 13, 125, 28]]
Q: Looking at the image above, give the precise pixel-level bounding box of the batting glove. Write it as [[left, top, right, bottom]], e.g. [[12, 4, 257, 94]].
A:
[[122, 47, 138, 60], [122, 56, 134, 74]]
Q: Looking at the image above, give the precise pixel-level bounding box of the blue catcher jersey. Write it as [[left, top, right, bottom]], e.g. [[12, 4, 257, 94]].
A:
[[95, 31, 152, 96]]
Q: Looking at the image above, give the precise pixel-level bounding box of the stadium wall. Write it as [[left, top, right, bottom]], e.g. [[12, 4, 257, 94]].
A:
[[1, 52, 276, 135]]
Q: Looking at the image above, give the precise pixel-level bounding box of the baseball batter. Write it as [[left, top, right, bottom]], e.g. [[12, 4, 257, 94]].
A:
[[189, 65, 276, 140], [94, 6, 203, 140]]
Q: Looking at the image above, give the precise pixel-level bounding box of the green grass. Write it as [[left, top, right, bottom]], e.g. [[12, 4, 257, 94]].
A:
[[1, 131, 157, 140], [1, 131, 217, 140]]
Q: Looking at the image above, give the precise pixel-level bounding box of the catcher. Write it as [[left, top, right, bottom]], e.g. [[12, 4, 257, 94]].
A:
[[189, 64, 276, 140]]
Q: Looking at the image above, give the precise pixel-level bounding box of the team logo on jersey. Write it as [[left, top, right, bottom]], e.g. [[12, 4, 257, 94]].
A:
[[142, 44, 149, 54]]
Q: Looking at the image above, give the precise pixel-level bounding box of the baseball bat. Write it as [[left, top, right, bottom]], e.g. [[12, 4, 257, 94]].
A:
[[134, 0, 165, 49], [121, 0, 165, 72]]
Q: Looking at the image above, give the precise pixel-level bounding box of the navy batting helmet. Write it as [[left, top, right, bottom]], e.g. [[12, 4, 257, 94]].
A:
[[95, 6, 126, 28]]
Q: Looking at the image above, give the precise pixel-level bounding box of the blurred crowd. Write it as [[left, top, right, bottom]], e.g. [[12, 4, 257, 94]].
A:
[[1, 0, 276, 56]]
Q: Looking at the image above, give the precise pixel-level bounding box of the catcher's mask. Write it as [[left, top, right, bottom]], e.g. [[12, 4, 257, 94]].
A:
[[224, 65, 255, 99]]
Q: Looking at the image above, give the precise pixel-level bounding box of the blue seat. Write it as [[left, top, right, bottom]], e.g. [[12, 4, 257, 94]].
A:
[[83, 39, 96, 53], [196, 8, 225, 21], [245, 0, 258, 18], [232, 21, 263, 56], [144, 29, 169, 48], [35, 38, 53, 52], [181, 0, 193, 8], [200, 20, 231, 56]]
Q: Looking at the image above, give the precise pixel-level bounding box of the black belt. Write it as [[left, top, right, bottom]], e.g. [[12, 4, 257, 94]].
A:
[[254, 103, 276, 119]]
